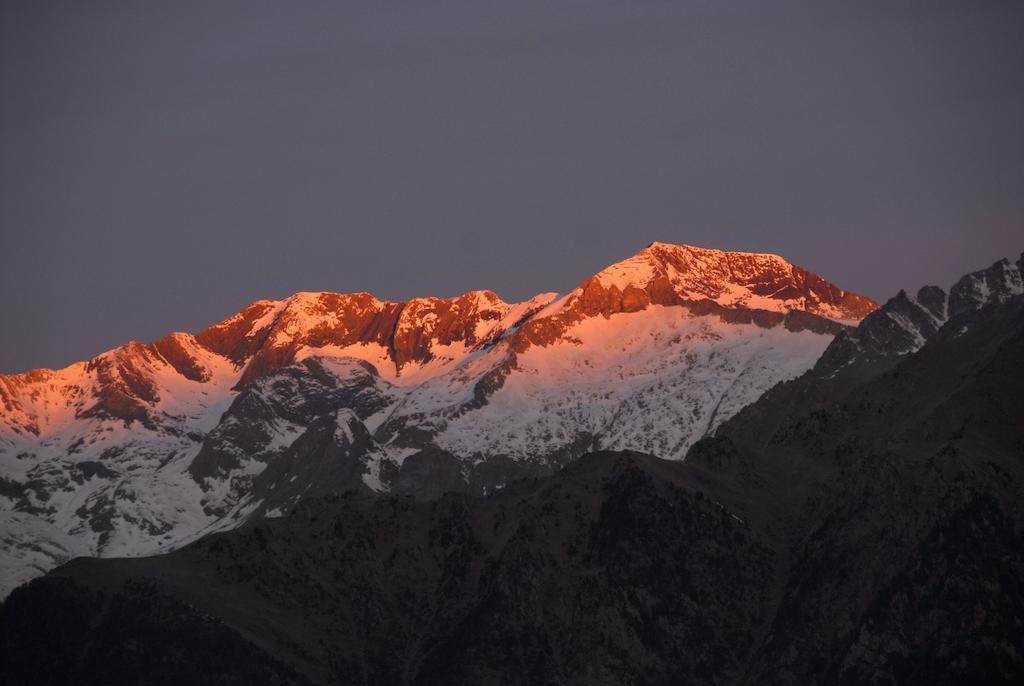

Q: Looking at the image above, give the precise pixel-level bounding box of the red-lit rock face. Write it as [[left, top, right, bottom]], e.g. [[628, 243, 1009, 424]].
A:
[[153, 334, 211, 383], [643, 243, 877, 317], [0, 242, 878, 435], [79, 343, 162, 425], [508, 243, 877, 352], [575, 243, 877, 319], [231, 290, 553, 387], [195, 300, 281, 365]]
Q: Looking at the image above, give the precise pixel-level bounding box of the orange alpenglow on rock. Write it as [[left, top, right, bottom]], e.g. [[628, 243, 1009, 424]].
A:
[[0, 242, 877, 436], [0, 241, 883, 597]]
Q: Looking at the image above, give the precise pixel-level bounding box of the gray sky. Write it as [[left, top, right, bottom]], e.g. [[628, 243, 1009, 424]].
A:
[[2, 0, 1022, 373]]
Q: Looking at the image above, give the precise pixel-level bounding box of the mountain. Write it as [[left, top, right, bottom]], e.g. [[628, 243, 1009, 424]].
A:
[[2, 252, 1020, 685], [723, 251, 1023, 447], [686, 251, 1024, 683], [0, 242, 878, 596]]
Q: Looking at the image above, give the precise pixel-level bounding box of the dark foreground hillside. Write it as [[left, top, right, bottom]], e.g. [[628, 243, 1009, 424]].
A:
[[2, 296, 1022, 685]]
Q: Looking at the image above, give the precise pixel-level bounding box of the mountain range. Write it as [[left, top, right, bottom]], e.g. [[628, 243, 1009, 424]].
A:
[[0, 242, 878, 596], [1, 247, 1021, 685]]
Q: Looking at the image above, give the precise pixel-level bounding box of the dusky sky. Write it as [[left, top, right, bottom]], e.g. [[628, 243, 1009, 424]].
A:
[[2, 0, 1022, 372]]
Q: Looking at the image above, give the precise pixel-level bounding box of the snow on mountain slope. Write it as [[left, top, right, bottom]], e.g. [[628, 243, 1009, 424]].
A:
[[0, 242, 879, 597], [813, 253, 1023, 384], [948, 254, 1023, 317], [0, 335, 242, 596], [428, 305, 835, 461]]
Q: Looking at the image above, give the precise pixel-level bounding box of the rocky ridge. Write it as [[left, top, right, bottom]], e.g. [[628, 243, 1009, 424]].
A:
[[2, 251, 1021, 685], [0, 242, 878, 596]]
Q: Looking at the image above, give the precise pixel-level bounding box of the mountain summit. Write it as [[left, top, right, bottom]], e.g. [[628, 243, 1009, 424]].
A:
[[588, 242, 876, 319], [191, 242, 876, 388], [0, 242, 876, 596]]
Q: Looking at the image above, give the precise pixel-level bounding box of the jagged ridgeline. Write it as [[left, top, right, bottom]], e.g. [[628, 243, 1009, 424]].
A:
[[1, 250, 1021, 685], [0, 242, 879, 595]]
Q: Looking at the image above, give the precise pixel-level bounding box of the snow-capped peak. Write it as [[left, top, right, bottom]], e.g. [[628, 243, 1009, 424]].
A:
[[0, 240, 889, 599], [581, 242, 876, 320]]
